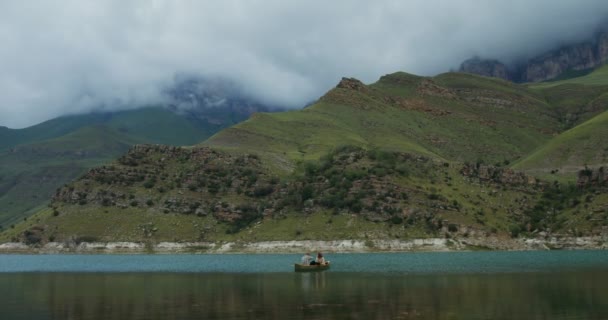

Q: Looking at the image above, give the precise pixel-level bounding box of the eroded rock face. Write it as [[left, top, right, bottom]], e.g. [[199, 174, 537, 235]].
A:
[[523, 42, 599, 82], [336, 77, 367, 92], [460, 163, 538, 186], [577, 166, 607, 187], [415, 79, 457, 99], [458, 31, 608, 83], [459, 58, 514, 81]]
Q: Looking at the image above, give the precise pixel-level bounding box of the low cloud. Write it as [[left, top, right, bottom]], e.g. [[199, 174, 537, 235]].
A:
[[1, 1, 608, 127]]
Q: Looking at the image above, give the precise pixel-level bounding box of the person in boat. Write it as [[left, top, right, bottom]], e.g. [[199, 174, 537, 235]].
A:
[[310, 252, 326, 265], [300, 252, 313, 266]]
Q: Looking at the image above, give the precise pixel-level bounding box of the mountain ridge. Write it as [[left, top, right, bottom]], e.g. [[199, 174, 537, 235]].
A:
[[0, 101, 274, 226], [5, 69, 607, 245], [459, 31, 608, 82]]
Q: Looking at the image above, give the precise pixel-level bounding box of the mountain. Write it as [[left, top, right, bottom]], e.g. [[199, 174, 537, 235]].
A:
[[204, 71, 607, 166], [0, 77, 277, 227], [165, 76, 275, 125], [5, 70, 607, 246], [513, 110, 608, 179], [0, 113, 115, 152], [459, 31, 608, 82], [0, 107, 217, 227], [459, 58, 514, 81], [509, 65, 608, 180]]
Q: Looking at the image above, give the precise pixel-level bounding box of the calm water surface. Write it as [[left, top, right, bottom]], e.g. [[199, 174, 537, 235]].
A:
[[1, 251, 607, 319]]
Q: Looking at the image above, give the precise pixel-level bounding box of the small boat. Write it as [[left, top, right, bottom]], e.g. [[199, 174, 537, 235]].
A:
[[294, 262, 330, 272]]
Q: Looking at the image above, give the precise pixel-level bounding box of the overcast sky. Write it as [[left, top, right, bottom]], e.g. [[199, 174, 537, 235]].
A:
[[1, 1, 608, 128]]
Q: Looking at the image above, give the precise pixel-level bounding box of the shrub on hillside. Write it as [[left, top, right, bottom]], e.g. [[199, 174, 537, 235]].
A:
[[252, 184, 274, 197]]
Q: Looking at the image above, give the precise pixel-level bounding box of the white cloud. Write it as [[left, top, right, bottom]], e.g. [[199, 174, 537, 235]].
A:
[[1, 0, 607, 127]]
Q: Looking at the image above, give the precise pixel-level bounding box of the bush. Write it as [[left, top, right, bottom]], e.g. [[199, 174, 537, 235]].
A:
[[396, 164, 410, 176], [447, 224, 458, 232], [74, 235, 98, 244], [227, 205, 262, 233], [304, 161, 320, 176], [349, 201, 363, 213], [246, 173, 258, 186], [207, 183, 220, 194], [253, 185, 274, 197], [269, 176, 280, 185], [509, 225, 522, 238], [23, 230, 42, 245], [390, 216, 403, 224], [301, 185, 315, 201]]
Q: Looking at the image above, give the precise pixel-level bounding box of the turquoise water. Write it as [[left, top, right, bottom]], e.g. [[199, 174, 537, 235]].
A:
[[1, 250, 608, 273], [1, 251, 608, 319]]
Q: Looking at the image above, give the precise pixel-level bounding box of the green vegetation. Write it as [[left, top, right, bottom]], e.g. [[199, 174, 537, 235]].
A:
[[513, 110, 608, 180], [0, 107, 244, 227], [5, 143, 605, 245], [529, 65, 608, 88], [206, 72, 561, 169], [3, 68, 608, 244]]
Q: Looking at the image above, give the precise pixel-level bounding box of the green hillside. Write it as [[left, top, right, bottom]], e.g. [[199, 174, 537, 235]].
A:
[[513, 110, 608, 179], [5, 71, 607, 245], [0, 126, 131, 227], [0, 107, 235, 227], [530, 65, 608, 89], [206, 72, 565, 167], [5, 144, 606, 245], [526, 71, 608, 131], [0, 113, 113, 151], [101, 108, 222, 146]]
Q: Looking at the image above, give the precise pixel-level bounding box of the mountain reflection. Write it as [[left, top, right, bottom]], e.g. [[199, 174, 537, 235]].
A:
[[1, 271, 607, 320]]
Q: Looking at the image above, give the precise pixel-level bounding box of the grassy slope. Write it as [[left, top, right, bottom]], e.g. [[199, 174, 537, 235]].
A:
[[0, 107, 224, 227], [513, 110, 608, 179], [0, 147, 537, 243], [530, 65, 608, 88], [0, 126, 137, 227], [5, 70, 608, 243], [511, 65, 608, 180], [102, 108, 221, 146], [206, 72, 560, 170], [4, 145, 606, 244], [0, 113, 112, 151], [0, 107, 221, 151]]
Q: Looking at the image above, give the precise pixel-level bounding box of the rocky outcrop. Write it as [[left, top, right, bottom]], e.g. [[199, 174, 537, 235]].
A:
[[336, 77, 368, 92], [523, 40, 603, 82], [458, 31, 608, 82], [460, 163, 538, 186], [415, 79, 457, 99], [1, 236, 606, 253], [459, 58, 514, 81], [166, 76, 275, 124], [577, 166, 607, 187]]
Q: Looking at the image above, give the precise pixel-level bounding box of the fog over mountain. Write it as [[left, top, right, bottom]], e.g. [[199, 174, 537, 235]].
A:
[[1, 1, 608, 128]]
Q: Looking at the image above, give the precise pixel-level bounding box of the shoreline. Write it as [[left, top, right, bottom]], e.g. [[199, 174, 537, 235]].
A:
[[0, 236, 606, 254]]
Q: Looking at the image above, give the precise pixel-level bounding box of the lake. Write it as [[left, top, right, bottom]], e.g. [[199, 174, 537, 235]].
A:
[[1, 251, 607, 319]]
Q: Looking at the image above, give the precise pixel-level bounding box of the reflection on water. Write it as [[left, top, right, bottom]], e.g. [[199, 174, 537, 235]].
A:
[[1, 270, 608, 320]]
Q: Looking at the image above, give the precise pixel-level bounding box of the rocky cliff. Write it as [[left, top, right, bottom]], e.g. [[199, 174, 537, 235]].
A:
[[459, 58, 514, 81], [459, 31, 608, 82]]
